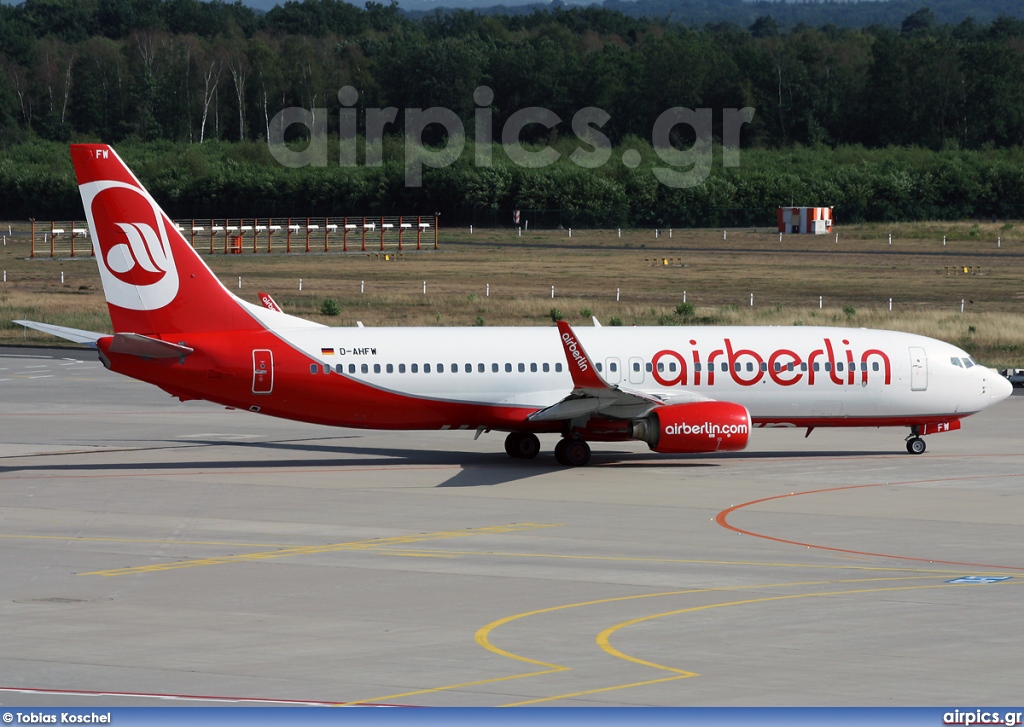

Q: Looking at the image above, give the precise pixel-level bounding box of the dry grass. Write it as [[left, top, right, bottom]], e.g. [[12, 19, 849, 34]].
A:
[[3, 220, 1024, 366]]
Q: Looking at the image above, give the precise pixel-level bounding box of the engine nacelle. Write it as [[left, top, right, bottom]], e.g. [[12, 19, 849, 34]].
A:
[[631, 401, 751, 454]]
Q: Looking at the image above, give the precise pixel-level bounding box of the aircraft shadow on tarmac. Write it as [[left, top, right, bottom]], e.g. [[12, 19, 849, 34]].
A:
[[0, 435, 900, 488]]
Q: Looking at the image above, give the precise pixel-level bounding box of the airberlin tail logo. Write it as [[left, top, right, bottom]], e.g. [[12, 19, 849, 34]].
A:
[[81, 180, 179, 311]]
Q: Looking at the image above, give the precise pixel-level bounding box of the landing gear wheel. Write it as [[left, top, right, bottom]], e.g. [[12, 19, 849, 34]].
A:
[[504, 432, 540, 459], [906, 437, 926, 455], [554, 438, 570, 465], [555, 439, 591, 467]]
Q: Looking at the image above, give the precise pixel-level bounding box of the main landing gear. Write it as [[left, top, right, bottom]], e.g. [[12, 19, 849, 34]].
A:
[[504, 432, 541, 459], [554, 438, 591, 467], [503, 432, 592, 466]]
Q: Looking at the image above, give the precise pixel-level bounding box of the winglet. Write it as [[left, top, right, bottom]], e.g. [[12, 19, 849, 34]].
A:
[[556, 320, 608, 390]]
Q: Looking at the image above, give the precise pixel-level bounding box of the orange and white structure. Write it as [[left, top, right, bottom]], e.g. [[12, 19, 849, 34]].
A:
[[777, 206, 833, 235]]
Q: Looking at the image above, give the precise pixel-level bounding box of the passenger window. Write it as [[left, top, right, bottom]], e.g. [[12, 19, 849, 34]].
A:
[[745, 362, 753, 372], [505, 363, 512, 373], [721, 363, 728, 372], [310, 364, 318, 374], [555, 363, 563, 372], [373, 364, 381, 374], [774, 362, 781, 372], [451, 363, 458, 373], [349, 363, 356, 374], [645, 362, 652, 372], [800, 363, 807, 371], [386, 363, 393, 373], [658, 362, 665, 372], [633, 362, 640, 372], [530, 363, 537, 372], [824, 362, 831, 371], [437, 364, 444, 373], [543, 363, 550, 372], [516, 363, 523, 373], [492, 363, 498, 373], [787, 362, 794, 371], [399, 363, 406, 373], [465, 363, 472, 373], [609, 362, 617, 372], [693, 362, 700, 372], [424, 364, 431, 373], [596, 363, 603, 372], [335, 364, 343, 374], [760, 362, 767, 372], [411, 363, 418, 373], [837, 362, 844, 372], [668, 362, 676, 372], [813, 363, 820, 372], [478, 363, 485, 373], [323, 364, 331, 374], [873, 362, 879, 371]]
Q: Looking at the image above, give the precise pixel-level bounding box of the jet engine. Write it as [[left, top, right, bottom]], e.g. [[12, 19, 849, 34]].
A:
[[630, 401, 751, 454]]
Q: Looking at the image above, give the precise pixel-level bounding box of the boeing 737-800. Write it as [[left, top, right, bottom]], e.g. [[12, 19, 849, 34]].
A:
[[15, 145, 1013, 465]]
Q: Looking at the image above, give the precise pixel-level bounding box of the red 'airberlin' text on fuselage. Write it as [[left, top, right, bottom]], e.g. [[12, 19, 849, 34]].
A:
[[650, 338, 892, 388]]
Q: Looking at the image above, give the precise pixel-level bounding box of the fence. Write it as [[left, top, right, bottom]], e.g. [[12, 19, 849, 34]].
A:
[[28, 215, 440, 258]]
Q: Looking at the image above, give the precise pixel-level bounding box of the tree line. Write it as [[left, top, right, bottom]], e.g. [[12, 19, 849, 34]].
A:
[[0, 1, 1023, 151], [4, 138, 1023, 226]]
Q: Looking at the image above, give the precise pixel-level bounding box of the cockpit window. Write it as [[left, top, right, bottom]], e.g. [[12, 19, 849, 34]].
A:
[[962, 357, 974, 368], [951, 357, 962, 368]]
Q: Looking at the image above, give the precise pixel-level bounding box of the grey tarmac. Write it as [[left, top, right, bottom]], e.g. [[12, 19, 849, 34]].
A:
[[0, 347, 1021, 707]]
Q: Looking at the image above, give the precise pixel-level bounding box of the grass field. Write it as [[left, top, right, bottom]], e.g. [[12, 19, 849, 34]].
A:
[[2, 220, 1023, 367]]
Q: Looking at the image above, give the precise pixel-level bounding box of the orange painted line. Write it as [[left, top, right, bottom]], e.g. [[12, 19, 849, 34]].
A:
[[715, 474, 1024, 572]]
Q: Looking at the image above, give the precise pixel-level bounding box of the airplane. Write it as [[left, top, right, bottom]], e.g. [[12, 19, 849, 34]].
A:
[[14, 144, 1014, 466]]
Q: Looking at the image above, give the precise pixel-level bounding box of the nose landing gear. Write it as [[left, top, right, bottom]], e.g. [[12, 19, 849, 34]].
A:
[[906, 436, 926, 455]]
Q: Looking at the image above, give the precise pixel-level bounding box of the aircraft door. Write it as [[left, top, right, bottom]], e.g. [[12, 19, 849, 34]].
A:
[[252, 349, 274, 394], [909, 346, 927, 391], [628, 357, 645, 384], [605, 357, 622, 384]]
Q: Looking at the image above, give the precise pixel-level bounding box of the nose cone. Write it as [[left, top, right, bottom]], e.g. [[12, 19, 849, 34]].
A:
[[991, 370, 1014, 403]]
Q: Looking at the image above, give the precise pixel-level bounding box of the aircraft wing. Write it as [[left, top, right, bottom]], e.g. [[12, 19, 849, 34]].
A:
[[528, 321, 669, 422]]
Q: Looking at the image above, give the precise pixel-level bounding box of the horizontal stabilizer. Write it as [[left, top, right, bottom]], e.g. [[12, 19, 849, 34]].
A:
[[13, 320, 104, 347], [109, 333, 194, 359]]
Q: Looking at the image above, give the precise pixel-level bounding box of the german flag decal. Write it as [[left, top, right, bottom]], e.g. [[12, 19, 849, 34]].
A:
[[321, 347, 334, 355]]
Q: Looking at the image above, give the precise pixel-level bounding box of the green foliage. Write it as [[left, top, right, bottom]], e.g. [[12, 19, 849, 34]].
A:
[[474, 316, 485, 326], [580, 307, 592, 318], [549, 307, 562, 322], [675, 302, 695, 317], [4, 8, 1024, 223], [609, 317, 623, 326], [320, 298, 340, 316], [843, 305, 857, 317]]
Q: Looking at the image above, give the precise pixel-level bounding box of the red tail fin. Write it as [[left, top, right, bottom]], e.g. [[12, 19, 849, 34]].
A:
[[71, 144, 259, 336]]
